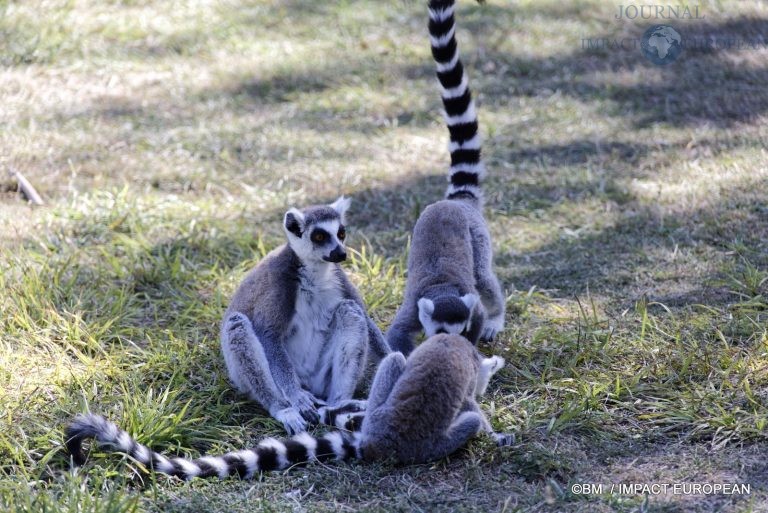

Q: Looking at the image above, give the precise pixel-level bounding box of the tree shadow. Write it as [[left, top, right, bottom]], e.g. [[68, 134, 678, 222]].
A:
[[7, 3, 768, 490], [505, 191, 767, 314], [474, 13, 768, 128], [9, 1, 766, 354], [35, 4, 768, 198], [0, 0, 358, 67], [21, 146, 763, 389]]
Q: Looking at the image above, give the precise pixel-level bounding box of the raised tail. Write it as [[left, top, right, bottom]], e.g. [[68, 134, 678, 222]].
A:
[[65, 413, 359, 480], [428, 0, 485, 203]]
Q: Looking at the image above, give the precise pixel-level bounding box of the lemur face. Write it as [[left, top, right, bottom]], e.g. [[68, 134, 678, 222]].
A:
[[417, 294, 478, 338], [283, 196, 351, 264]]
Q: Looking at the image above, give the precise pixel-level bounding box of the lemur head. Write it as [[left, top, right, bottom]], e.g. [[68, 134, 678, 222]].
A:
[[283, 196, 351, 264], [417, 293, 480, 339]]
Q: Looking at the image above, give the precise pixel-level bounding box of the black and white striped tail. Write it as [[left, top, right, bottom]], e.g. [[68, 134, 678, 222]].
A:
[[65, 413, 360, 480], [429, 0, 485, 203], [319, 402, 367, 432]]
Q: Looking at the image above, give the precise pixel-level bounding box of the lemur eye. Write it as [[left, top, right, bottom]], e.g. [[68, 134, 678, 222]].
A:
[[337, 227, 346, 240], [311, 231, 327, 243]]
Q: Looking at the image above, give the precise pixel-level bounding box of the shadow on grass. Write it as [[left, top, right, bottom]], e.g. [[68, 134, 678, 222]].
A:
[[126, 165, 767, 325], [475, 13, 768, 128], [0, 0, 352, 67], [222, 13, 768, 136], [507, 194, 767, 304], [24, 118, 764, 340], [10, 0, 768, 134], [36, 8, 768, 183]]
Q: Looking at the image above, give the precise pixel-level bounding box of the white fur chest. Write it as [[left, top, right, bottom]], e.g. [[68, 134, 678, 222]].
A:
[[285, 266, 343, 382]]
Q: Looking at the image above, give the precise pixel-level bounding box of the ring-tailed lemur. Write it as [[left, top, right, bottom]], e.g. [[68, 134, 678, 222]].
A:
[[221, 197, 389, 435], [358, 333, 512, 463], [386, 0, 506, 356], [65, 334, 512, 478]]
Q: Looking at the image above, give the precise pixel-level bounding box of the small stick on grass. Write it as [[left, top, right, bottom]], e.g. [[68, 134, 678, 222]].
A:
[[9, 169, 44, 205]]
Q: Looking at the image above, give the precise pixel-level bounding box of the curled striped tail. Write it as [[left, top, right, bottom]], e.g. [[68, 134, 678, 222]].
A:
[[428, 0, 485, 203], [65, 413, 360, 480]]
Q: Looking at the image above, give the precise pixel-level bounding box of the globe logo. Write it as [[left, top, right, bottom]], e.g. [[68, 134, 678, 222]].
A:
[[641, 25, 683, 65]]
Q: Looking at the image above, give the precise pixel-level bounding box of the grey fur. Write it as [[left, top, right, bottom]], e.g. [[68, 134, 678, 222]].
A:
[[360, 333, 511, 463], [65, 335, 511, 479], [386, 200, 505, 355], [221, 197, 389, 434]]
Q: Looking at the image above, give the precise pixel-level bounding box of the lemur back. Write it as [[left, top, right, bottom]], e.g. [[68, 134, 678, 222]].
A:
[[65, 335, 510, 478], [386, 0, 506, 355], [360, 334, 510, 463]]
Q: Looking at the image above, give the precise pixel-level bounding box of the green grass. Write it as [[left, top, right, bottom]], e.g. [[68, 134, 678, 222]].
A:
[[2, 0, 768, 511]]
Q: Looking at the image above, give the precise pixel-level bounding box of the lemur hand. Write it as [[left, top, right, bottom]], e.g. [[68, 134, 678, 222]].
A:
[[291, 390, 321, 424], [480, 315, 504, 342], [274, 407, 307, 435]]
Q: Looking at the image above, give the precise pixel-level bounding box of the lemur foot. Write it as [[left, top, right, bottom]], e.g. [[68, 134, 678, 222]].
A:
[[481, 316, 505, 342], [476, 355, 505, 396], [481, 355, 505, 376], [492, 432, 515, 447], [275, 407, 308, 435]]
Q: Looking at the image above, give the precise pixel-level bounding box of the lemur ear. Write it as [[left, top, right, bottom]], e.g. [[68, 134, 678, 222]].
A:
[[417, 297, 435, 316], [283, 208, 305, 238], [330, 196, 351, 220], [460, 293, 479, 312]]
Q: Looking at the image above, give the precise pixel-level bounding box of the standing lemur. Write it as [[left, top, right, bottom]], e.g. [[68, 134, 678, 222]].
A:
[[387, 0, 506, 355], [221, 197, 390, 435], [66, 333, 513, 478]]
